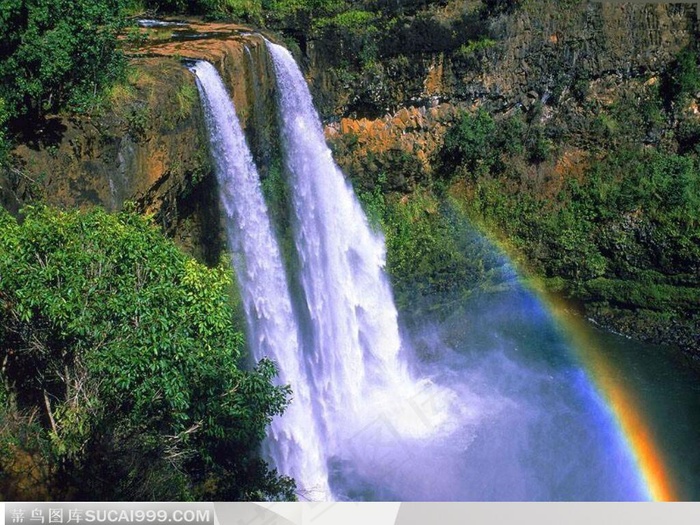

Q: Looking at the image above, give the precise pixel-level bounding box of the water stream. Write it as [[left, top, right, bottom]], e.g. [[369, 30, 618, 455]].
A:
[[188, 46, 699, 501], [188, 60, 330, 497]]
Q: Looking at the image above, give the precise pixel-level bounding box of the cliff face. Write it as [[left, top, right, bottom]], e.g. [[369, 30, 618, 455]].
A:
[[4, 22, 279, 264], [6, 4, 695, 262], [308, 3, 697, 191], [326, 103, 463, 192], [306, 2, 697, 120], [307, 2, 699, 356], [318, 2, 697, 205]]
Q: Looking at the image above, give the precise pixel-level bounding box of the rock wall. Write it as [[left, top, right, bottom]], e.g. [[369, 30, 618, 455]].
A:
[[326, 103, 464, 190], [5, 4, 696, 262], [306, 2, 697, 120], [4, 22, 280, 264], [309, 2, 700, 356]]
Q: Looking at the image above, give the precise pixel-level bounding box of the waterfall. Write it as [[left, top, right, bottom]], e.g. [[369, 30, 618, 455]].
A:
[[266, 41, 458, 468], [188, 60, 330, 499], [189, 46, 459, 501], [188, 46, 658, 502]]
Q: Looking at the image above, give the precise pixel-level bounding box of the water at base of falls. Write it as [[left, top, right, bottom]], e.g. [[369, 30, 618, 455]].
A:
[[328, 286, 652, 501]]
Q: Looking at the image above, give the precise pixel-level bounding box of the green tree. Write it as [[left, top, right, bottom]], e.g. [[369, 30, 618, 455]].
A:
[[0, 205, 294, 500], [662, 47, 700, 107], [0, 0, 126, 125], [440, 109, 497, 178]]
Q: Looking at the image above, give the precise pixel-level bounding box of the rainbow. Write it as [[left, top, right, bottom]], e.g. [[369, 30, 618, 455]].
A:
[[471, 224, 680, 501], [533, 286, 678, 501]]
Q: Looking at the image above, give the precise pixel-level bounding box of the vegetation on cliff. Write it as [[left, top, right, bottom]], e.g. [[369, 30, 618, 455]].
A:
[[0, 206, 295, 500], [0, 4, 295, 501], [313, 1, 699, 354], [439, 104, 699, 349], [0, 0, 131, 162]]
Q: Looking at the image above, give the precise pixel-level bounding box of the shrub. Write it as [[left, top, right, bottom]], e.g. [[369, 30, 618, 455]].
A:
[[662, 47, 700, 107], [0, 0, 127, 125], [0, 205, 294, 500], [440, 109, 497, 178]]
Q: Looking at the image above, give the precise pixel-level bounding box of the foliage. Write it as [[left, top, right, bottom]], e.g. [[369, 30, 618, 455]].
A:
[[610, 85, 665, 142], [0, 0, 127, 124], [211, 0, 265, 20], [140, 0, 342, 22], [313, 9, 376, 30], [662, 47, 700, 107], [677, 118, 700, 156], [0, 206, 294, 500], [456, 38, 496, 60], [482, 0, 520, 15], [439, 111, 542, 180], [176, 82, 199, 119], [453, 142, 699, 325], [440, 109, 497, 177], [425, 76, 699, 348], [358, 181, 512, 321]]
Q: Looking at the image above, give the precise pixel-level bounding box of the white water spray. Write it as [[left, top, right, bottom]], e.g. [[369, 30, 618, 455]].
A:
[[188, 48, 653, 502], [186, 40, 661, 500]]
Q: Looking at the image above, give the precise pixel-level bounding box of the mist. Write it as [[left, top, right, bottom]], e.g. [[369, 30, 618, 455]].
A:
[[327, 276, 649, 501]]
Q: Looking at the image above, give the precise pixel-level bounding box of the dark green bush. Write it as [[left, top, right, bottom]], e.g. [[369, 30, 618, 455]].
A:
[[662, 47, 700, 107], [440, 109, 497, 178]]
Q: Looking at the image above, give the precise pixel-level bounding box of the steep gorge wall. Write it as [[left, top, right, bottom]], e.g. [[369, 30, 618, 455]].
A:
[[303, 2, 700, 357], [306, 2, 698, 197], [305, 2, 697, 120]]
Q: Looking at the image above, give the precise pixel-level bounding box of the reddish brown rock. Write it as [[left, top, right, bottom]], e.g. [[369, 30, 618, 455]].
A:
[[326, 103, 467, 188], [6, 22, 281, 264]]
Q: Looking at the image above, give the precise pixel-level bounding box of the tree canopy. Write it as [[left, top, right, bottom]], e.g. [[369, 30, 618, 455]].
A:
[[0, 205, 295, 500], [0, 0, 126, 123]]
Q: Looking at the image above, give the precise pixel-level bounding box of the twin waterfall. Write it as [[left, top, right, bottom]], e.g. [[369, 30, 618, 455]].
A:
[[188, 60, 329, 496], [189, 43, 455, 500]]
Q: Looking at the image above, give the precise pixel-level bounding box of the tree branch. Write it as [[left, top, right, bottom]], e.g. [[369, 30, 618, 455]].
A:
[[43, 390, 58, 435]]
